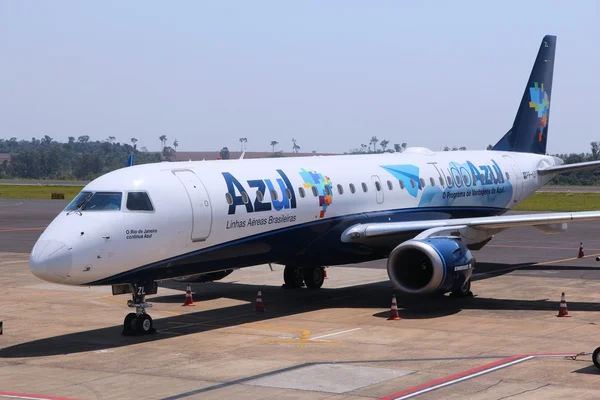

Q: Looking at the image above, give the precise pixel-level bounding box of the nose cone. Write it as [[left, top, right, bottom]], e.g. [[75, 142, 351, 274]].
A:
[[30, 239, 73, 283]]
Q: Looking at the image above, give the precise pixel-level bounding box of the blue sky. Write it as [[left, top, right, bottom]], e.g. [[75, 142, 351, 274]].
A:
[[1, 1, 598, 154]]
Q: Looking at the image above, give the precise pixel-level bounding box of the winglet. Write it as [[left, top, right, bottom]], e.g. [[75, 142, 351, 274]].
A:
[[239, 151, 246, 160], [126, 153, 134, 167]]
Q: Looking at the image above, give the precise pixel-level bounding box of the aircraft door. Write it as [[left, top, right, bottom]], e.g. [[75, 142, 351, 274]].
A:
[[502, 155, 523, 204], [371, 175, 384, 204], [173, 170, 213, 242]]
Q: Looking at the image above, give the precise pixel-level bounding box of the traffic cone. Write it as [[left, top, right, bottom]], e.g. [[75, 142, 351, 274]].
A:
[[578, 242, 584, 258], [387, 294, 401, 320], [323, 266, 328, 279], [255, 289, 265, 312], [182, 283, 195, 306], [557, 292, 571, 317]]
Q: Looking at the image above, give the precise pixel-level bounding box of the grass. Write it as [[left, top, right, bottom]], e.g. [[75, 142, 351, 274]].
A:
[[515, 192, 600, 212], [0, 185, 83, 200]]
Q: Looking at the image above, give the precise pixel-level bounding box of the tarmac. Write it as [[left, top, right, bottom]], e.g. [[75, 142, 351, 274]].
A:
[[1, 199, 600, 399]]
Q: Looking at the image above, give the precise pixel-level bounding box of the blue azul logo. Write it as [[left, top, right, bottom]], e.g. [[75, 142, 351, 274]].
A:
[[222, 170, 296, 215]]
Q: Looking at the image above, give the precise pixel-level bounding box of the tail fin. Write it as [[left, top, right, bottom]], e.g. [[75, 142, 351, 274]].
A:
[[492, 35, 556, 154]]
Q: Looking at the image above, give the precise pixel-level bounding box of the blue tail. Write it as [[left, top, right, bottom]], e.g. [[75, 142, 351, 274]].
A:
[[126, 153, 134, 167], [492, 35, 556, 155]]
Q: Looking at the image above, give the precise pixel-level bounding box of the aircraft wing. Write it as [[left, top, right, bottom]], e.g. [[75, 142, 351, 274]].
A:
[[341, 211, 600, 243], [538, 160, 600, 176]]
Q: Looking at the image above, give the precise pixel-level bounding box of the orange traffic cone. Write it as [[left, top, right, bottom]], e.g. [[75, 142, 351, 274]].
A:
[[557, 292, 571, 317], [323, 266, 328, 279], [578, 242, 584, 258], [182, 283, 195, 306], [255, 289, 265, 312], [387, 294, 401, 320]]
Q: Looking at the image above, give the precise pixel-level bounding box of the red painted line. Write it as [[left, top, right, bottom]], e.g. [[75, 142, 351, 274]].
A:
[[0, 391, 78, 400], [379, 352, 582, 400]]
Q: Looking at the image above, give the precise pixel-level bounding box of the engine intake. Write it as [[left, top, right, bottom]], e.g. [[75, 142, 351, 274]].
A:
[[387, 237, 473, 296]]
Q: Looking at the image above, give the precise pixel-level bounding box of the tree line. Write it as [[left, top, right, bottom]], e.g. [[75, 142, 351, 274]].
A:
[[1, 136, 599, 185]]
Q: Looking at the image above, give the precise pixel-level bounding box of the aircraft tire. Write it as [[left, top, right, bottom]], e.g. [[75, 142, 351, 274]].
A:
[[450, 279, 473, 298], [593, 347, 600, 369], [303, 267, 325, 289], [122, 313, 138, 335], [283, 266, 305, 289], [136, 314, 154, 334]]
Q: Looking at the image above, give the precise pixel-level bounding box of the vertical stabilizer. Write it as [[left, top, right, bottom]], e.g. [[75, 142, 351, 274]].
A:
[[492, 35, 556, 154]]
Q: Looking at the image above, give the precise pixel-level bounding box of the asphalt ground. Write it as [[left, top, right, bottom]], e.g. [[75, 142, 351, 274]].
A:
[[1, 199, 600, 399]]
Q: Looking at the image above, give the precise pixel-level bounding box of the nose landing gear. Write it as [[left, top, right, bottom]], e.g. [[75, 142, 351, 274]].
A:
[[122, 284, 156, 336]]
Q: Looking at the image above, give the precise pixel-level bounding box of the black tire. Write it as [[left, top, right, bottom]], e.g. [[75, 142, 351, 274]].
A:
[[303, 267, 325, 289], [283, 266, 305, 289], [451, 279, 473, 298], [593, 347, 600, 369], [122, 313, 138, 335], [136, 314, 154, 334]]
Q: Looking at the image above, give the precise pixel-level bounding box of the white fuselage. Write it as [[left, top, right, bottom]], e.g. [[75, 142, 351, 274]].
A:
[[29, 148, 557, 286]]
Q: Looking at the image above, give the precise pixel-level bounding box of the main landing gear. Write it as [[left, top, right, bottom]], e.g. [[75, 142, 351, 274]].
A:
[[283, 266, 325, 289], [450, 279, 473, 298], [122, 284, 156, 336]]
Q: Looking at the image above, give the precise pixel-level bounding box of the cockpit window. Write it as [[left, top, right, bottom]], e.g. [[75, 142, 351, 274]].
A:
[[64, 191, 122, 211], [127, 192, 154, 211]]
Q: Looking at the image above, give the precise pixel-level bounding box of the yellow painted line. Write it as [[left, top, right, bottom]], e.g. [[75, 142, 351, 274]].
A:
[[0, 227, 45, 232], [531, 252, 600, 266], [264, 338, 339, 344]]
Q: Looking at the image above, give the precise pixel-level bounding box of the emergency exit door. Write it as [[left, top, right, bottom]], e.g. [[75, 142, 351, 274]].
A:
[[174, 170, 213, 242]]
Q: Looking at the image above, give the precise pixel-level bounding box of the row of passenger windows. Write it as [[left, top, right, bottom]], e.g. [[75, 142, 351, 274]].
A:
[[65, 191, 154, 212], [225, 171, 511, 205]]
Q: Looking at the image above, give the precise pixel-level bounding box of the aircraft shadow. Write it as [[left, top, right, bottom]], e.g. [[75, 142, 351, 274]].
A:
[[1, 261, 599, 358]]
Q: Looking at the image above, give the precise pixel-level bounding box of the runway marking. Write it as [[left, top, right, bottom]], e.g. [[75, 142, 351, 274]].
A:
[[380, 352, 584, 400], [0, 227, 45, 232], [246, 323, 339, 344], [0, 391, 78, 400], [0, 260, 29, 265], [309, 327, 361, 340], [0, 201, 23, 207]]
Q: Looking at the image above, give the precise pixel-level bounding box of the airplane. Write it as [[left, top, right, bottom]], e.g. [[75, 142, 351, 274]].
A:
[[29, 34, 600, 335]]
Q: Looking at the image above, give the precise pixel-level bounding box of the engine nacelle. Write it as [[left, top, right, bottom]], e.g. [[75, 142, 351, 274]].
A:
[[172, 269, 233, 283], [387, 237, 473, 296]]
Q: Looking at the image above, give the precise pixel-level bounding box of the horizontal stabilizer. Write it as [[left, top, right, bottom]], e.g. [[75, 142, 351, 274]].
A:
[[538, 160, 600, 176]]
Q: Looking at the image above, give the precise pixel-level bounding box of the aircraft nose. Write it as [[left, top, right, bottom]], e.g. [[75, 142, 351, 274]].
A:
[[29, 239, 73, 282]]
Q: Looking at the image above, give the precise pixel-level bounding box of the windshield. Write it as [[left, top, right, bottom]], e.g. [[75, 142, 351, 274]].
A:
[[65, 191, 122, 211]]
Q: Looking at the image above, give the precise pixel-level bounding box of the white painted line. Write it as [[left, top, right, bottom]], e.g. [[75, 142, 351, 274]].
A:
[[393, 356, 534, 399], [0, 395, 57, 400], [309, 328, 361, 341]]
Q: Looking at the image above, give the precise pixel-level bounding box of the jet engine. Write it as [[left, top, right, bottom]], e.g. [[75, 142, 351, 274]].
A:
[[387, 237, 473, 296], [172, 269, 233, 283]]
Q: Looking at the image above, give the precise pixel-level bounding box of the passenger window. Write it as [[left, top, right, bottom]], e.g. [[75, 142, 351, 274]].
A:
[[324, 185, 331, 196], [505, 172, 510, 180], [361, 182, 368, 192], [375, 181, 381, 191], [429, 177, 435, 187], [126, 192, 153, 211], [439, 176, 445, 187], [337, 184, 344, 195], [299, 187, 306, 198], [446, 176, 452, 185], [83, 192, 122, 211], [419, 178, 425, 189], [399, 180, 405, 189], [387, 180, 393, 190], [349, 183, 356, 194], [410, 179, 415, 189], [463, 175, 469, 184], [256, 190, 264, 202], [456, 175, 462, 186], [241, 191, 249, 204], [312, 186, 318, 197], [225, 193, 233, 205], [270, 189, 278, 201]]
